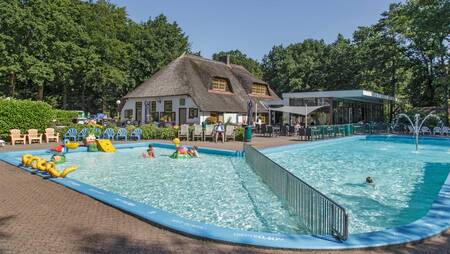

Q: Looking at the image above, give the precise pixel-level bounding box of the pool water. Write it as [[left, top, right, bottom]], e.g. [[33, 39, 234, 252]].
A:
[[265, 137, 450, 233], [60, 147, 304, 234]]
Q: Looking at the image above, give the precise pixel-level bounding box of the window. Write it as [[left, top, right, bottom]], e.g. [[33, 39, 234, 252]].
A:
[[179, 98, 185, 106], [135, 102, 142, 122], [164, 100, 172, 112], [251, 83, 269, 96], [211, 78, 231, 92], [125, 109, 133, 120], [189, 108, 198, 119], [151, 101, 156, 112]]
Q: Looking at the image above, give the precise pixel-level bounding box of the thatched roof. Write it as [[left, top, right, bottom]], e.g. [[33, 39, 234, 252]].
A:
[[124, 54, 279, 113]]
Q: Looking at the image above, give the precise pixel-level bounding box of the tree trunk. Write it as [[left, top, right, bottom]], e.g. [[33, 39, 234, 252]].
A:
[[442, 56, 449, 126], [389, 59, 396, 123], [37, 85, 44, 101], [9, 73, 16, 97], [81, 84, 86, 112], [102, 96, 107, 113], [62, 84, 68, 109]]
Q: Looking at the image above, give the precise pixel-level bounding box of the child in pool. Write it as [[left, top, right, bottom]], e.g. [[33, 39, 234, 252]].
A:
[[188, 146, 200, 158], [143, 145, 155, 159]]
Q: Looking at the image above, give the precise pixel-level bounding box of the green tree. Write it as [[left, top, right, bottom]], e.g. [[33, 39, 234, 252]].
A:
[[212, 50, 263, 78], [383, 0, 449, 110]]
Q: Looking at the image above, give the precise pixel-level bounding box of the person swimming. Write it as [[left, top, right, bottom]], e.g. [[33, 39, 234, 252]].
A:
[[188, 146, 200, 158], [366, 176, 374, 184], [143, 144, 155, 159]]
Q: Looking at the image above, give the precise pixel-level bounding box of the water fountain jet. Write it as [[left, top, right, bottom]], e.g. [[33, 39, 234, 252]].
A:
[[394, 113, 441, 151]]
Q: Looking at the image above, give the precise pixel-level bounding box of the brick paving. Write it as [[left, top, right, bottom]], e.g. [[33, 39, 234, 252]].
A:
[[0, 137, 450, 253]]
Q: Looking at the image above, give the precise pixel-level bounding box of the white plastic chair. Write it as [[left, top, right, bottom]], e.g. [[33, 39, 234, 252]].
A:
[[442, 126, 450, 135], [420, 126, 431, 135], [407, 126, 414, 134], [433, 127, 442, 135]]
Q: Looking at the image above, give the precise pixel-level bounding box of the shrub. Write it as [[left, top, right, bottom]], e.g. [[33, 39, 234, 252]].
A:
[[140, 124, 160, 139], [53, 109, 79, 126], [0, 98, 54, 139], [161, 127, 178, 140], [235, 127, 244, 141], [205, 116, 217, 124]]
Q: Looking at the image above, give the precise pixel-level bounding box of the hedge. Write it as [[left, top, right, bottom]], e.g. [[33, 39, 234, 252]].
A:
[[53, 109, 79, 126], [0, 98, 54, 139]]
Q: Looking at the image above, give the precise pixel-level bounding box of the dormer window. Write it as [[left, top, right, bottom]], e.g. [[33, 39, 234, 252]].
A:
[[251, 83, 269, 96], [211, 77, 232, 92]]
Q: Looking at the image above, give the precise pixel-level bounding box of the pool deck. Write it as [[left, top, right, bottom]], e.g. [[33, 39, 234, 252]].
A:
[[1, 137, 450, 253]]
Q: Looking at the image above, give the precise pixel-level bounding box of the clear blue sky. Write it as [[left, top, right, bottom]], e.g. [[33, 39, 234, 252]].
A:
[[110, 0, 403, 61]]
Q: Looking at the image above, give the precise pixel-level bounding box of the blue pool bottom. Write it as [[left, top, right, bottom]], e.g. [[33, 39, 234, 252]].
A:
[[1, 137, 450, 250]]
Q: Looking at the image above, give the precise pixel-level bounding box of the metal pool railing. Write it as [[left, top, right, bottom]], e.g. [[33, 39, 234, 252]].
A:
[[243, 144, 348, 240]]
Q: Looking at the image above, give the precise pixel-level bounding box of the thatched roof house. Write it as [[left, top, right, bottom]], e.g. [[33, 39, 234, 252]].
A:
[[121, 53, 279, 125]]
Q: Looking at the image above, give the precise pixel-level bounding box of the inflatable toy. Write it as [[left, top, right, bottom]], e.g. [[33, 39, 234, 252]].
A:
[[51, 154, 66, 164], [22, 154, 33, 166], [65, 142, 79, 150], [87, 143, 99, 152], [20, 154, 77, 178], [46, 164, 77, 178], [170, 138, 191, 159]]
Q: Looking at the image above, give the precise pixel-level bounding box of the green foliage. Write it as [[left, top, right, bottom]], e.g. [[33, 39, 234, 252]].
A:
[[140, 124, 161, 139], [212, 50, 263, 78], [234, 127, 244, 141], [0, 98, 54, 139], [53, 109, 79, 126], [205, 116, 217, 125], [0, 0, 189, 114]]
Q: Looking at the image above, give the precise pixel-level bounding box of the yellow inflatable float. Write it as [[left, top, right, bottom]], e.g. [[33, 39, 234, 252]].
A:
[[21, 154, 77, 178]]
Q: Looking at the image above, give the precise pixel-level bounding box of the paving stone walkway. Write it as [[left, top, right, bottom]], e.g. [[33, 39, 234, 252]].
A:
[[0, 137, 449, 253]]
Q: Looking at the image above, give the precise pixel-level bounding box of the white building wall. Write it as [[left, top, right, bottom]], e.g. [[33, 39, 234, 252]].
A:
[[121, 96, 249, 125], [121, 95, 200, 124]]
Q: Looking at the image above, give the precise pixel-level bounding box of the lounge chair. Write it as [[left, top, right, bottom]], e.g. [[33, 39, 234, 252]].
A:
[[260, 124, 267, 137], [64, 128, 77, 141], [27, 129, 42, 144], [130, 128, 142, 141], [9, 129, 26, 145], [178, 124, 189, 141], [116, 128, 127, 141], [203, 125, 214, 141], [225, 125, 235, 141], [44, 128, 59, 143], [420, 126, 431, 135], [433, 127, 442, 135], [192, 124, 203, 141], [442, 126, 450, 135], [0, 140, 5, 147], [102, 128, 115, 140], [77, 128, 88, 141]]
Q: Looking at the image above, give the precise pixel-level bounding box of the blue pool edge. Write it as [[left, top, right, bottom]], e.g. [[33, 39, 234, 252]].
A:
[[0, 138, 449, 250]]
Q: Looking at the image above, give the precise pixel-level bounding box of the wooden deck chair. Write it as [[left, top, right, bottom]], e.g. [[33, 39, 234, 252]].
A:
[[225, 125, 235, 141], [203, 125, 214, 141], [192, 124, 203, 141], [44, 128, 59, 143], [178, 124, 189, 141], [9, 129, 26, 145], [27, 129, 43, 144]]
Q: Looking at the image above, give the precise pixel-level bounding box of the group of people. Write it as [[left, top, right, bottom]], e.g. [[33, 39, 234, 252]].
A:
[[142, 144, 199, 159]]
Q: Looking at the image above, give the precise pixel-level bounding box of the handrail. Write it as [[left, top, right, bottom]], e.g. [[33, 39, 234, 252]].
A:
[[243, 143, 349, 240]]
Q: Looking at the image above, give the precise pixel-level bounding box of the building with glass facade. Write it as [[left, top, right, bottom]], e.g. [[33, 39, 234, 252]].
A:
[[267, 90, 395, 125]]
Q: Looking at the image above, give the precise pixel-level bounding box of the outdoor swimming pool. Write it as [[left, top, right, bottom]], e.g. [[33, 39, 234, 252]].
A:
[[48, 136, 450, 235], [2, 135, 450, 249], [264, 136, 450, 233], [57, 146, 304, 234]]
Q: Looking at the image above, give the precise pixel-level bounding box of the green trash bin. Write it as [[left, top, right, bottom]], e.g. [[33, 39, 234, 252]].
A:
[[244, 126, 253, 142]]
